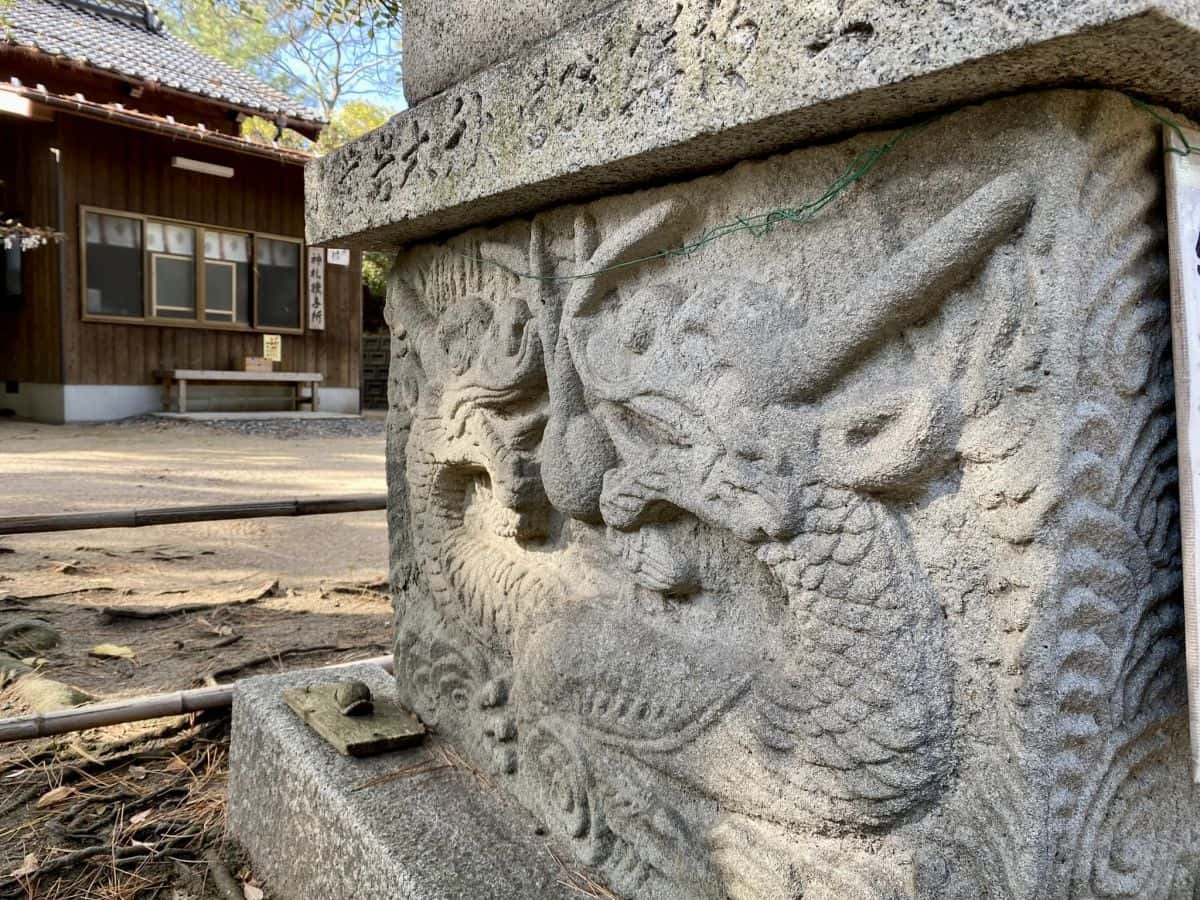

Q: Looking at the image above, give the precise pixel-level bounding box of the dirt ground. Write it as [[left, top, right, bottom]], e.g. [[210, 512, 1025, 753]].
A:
[[0, 416, 392, 899]]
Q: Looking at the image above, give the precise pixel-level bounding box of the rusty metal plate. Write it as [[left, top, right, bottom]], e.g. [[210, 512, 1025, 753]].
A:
[[283, 681, 426, 757]]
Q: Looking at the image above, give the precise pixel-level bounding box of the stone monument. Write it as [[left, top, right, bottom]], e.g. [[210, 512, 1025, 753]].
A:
[[232, 4, 1200, 898]]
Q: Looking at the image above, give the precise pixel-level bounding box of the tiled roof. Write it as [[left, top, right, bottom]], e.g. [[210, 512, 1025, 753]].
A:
[[1, 0, 325, 126]]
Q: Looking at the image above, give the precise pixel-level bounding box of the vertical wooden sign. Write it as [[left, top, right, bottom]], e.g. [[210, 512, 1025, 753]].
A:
[[263, 333, 282, 363], [308, 247, 326, 331], [1165, 123, 1200, 781]]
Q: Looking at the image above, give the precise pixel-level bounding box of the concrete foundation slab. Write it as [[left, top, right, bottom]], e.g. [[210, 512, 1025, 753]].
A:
[[0, 384, 360, 422], [227, 664, 579, 900], [154, 411, 360, 421], [0, 382, 66, 423], [0, 383, 162, 423]]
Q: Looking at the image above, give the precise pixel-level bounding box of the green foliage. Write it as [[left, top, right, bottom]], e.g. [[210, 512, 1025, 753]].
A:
[[288, 0, 402, 34], [361, 251, 389, 298], [241, 115, 314, 150], [158, 0, 401, 122], [239, 104, 392, 153], [159, 0, 291, 93], [317, 100, 393, 153]]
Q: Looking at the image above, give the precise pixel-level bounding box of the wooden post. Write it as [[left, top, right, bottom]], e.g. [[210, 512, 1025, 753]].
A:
[[312, 380, 320, 412], [178, 378, 188, 413]]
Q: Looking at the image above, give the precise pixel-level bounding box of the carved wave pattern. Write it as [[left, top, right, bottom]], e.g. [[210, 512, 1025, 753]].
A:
[[1032, 97, 1187, 898], [396, 620, 522, 774], [395, 625, 491, 726], [524, 716, 717, 898]]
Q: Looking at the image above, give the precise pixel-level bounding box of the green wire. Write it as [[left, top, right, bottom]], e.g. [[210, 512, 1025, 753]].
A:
[[1132, 97, 1200, 157], [453, 99, 1198, 283], [459, 118, 932, 282]]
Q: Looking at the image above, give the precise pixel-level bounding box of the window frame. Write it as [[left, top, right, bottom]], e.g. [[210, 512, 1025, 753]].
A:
[[79, 205, 306, 335], [149, 252, 198, 319], [201, 257, 238, 323], [251, 232, 306, 333]]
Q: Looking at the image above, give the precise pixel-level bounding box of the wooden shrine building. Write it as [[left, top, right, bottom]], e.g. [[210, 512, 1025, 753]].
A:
[[0, 0, 363, 421]]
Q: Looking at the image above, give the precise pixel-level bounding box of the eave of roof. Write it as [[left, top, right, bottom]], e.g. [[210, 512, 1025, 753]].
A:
[[1, 80, 314, 165], [2, 43, 325, 139]]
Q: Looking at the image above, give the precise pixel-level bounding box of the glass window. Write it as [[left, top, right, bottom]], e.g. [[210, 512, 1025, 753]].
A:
[[147, 222, 196, 319], [81, 209, 311, 333], [84, 211, 143, 317], [256, 237, 301, 330], [203, 231, 250, 324]]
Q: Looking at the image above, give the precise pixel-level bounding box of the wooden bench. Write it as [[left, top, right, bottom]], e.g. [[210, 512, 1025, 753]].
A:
[[154, 369, 324, 413]]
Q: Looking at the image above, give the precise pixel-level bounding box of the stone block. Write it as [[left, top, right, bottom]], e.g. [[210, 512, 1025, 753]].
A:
[[379, 89, 1195, 898], [227, 663, 573, 899], [307, 0, 1200, 249], [402, 0, 615, 105]]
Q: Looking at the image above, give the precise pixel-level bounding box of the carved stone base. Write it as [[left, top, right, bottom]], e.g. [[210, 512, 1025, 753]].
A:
[[227, 664, 573, 899], [380, 89, 1195, 898]]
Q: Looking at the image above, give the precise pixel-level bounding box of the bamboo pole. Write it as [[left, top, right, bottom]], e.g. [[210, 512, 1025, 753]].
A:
[[0, 655, 395, 743], [0, 494, 387, 536]]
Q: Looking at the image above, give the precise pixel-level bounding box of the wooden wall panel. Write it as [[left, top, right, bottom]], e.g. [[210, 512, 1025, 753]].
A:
[[0, 117, 64, 384], [55, 116, 360, 390]]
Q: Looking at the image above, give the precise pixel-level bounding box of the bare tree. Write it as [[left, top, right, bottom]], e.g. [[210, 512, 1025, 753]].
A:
[[263, 4, 400, 119], [160, 0, 402, 121]]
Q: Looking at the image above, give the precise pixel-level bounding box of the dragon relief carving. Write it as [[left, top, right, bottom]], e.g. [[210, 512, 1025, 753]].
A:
[[384, 93, 1187, 900], [387, 159, 1039, 896]]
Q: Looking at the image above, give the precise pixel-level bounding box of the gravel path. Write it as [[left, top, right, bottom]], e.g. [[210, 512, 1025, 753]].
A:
[[0, 417, 388, 580], [0, 416, 392, 900], [109, 413, 387, 440]]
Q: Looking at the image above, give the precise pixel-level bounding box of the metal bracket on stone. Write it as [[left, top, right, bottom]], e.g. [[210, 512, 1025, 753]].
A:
[[282, 679, 425, 757]]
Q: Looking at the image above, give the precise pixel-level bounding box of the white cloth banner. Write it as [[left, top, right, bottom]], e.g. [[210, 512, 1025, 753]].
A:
[[1165, 123, 1200, 782], [307, 247, 326, 331]]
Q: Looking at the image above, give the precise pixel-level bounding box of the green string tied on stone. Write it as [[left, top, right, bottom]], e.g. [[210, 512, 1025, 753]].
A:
[[459, 118, 932, 283], [1133, 97, 1200, 157], [453, 98, 1198, 284]]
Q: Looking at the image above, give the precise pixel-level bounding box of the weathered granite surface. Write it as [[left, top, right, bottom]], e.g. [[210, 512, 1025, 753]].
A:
[[381, 89, 1196, 898], [308, 0, 1200, 249], [402, 0, 616, 104], [227, 664, 572, 899]]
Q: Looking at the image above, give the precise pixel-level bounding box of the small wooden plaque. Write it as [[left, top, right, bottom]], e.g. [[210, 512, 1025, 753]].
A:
[[243, 356, 274, 372], [283, 683, 426, 757]]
